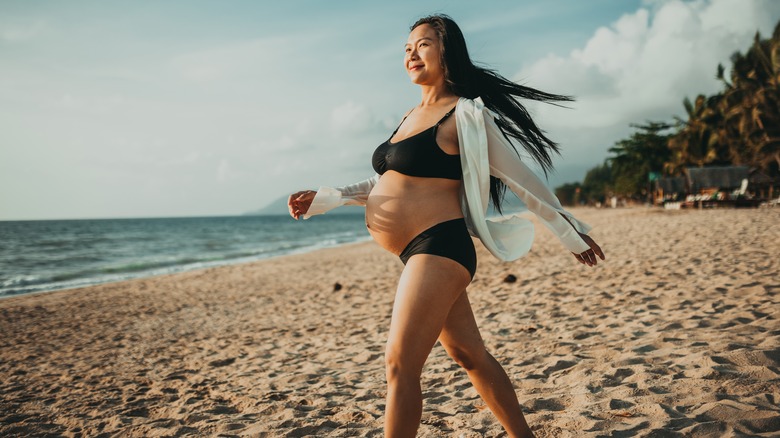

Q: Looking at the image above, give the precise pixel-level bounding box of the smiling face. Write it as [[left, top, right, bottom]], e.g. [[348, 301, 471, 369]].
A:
[[404, 24, 445, 86]]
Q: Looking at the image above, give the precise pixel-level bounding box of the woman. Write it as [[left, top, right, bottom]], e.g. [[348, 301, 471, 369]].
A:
[[288, 14, 604, 438]]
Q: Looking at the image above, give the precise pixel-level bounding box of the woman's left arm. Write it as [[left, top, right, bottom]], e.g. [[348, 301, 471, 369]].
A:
[[558, 209, 605, 267], [483, 114, 605, 266]]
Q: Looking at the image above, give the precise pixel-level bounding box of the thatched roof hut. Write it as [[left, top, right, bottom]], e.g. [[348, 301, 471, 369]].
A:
[[685, 166, 749, 193], [656, 176, 687, 194]]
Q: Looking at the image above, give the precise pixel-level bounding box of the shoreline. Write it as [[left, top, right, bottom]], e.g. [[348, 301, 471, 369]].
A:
[[0, 206, 597, 300], [2, 207, 779, 437], [0, 233, 374, 301]]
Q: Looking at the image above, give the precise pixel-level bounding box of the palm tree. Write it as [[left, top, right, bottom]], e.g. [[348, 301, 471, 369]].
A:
[[609, 122, 673, 199], [716, 22, 780, 175], [666, 94, 727, 174]]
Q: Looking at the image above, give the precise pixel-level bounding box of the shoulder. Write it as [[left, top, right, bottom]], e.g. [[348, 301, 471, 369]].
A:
[[456, 96, 483, 109], [454, 96, 492, 127], [455, 97, 494, 123]]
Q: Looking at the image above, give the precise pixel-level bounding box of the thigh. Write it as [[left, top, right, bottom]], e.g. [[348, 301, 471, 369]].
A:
[[438, 291, 486, 357], [386, 254, 472, 372]]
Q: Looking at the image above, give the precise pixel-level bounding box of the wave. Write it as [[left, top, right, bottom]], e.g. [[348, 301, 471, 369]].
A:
[[0, 233, 372, 299]]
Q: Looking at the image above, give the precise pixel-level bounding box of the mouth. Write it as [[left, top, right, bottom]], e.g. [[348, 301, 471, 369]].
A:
[[408, 64, 423, 71]]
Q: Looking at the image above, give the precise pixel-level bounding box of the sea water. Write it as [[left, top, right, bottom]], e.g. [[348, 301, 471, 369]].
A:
[[0, 214, 369, 298]]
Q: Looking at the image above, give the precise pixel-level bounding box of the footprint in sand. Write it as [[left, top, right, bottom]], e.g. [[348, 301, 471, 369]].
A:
[[604, 368, 635, 387], [526, 397, 567, 412]]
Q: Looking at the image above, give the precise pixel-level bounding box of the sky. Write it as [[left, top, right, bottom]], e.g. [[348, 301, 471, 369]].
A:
[[1, 0, 778, 220]]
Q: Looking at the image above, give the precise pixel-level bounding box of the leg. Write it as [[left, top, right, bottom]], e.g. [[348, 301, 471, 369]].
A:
[[385, 254, 472, 438], [438, 292, 535, 438]]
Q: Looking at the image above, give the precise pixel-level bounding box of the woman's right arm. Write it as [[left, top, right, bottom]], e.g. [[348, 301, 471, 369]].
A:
[[482, 113, 604, 265], [287, 173, 381, 220]]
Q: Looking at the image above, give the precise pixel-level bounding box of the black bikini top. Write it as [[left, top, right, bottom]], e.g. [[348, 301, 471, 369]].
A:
[[371, 106, 461, 180]]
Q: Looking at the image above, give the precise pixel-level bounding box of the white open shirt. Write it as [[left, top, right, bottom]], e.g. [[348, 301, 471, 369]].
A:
[[304, 96, 592, 261]]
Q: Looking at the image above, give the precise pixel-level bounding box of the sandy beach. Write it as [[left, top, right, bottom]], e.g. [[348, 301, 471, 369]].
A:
[[1, 207, 779, 437]]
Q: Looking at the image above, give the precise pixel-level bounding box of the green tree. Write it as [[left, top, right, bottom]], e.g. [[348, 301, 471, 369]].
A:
[[580, 162, 612, 205], [555, 182, 582, 207], [608, 122, 674, 199], [666, 94, 729, 174], [716, 22, 780, 174], [668, 20, 780, 176]]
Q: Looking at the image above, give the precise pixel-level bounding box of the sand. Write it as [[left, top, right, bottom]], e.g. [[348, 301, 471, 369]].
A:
[[1, 207, 779, 437]]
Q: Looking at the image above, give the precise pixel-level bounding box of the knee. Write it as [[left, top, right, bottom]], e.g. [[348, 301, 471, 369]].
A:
[[385, 344, 422, 384], [445, 344, 489, 371]]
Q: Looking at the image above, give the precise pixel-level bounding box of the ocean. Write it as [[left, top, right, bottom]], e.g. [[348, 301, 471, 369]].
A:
[[0, 214, 370, 298]]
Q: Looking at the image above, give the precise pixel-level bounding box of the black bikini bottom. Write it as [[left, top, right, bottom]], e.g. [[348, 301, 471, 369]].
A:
[[398, 218, 477, 279]]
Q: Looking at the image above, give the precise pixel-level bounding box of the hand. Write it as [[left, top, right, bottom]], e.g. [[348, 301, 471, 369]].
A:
[[573, 233, 605, 267], [288, 190, 316, 220]]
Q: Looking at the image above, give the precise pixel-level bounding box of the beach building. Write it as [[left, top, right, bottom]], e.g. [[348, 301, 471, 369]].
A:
[[656, 166, 773, 208]]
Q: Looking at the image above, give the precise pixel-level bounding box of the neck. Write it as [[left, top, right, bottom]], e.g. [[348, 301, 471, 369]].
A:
[[418, 83, 456, 107]]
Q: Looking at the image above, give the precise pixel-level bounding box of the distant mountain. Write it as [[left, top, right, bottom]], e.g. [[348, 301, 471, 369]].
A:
[[244, 194, 365, 216], [247, 191, 528, 217]]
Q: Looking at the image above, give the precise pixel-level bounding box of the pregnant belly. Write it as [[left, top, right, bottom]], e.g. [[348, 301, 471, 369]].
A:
[[365, 172, 464, 255]]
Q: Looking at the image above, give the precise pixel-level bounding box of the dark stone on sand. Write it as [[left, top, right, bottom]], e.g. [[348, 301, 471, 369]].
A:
[[503, 274, 517, 283], [333, 282, 343, 291]]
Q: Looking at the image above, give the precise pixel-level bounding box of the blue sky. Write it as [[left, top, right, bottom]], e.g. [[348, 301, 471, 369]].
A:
[[1, 0, 778, 219]]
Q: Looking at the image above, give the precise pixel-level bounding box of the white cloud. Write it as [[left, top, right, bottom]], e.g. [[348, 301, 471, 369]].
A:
[[577, 9, 650, 76], [517, 0, 780, 167]]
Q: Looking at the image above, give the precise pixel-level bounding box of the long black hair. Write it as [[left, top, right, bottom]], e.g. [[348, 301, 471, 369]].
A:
[[411, 14, 572, 214]]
